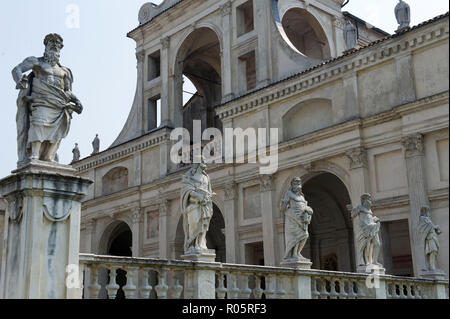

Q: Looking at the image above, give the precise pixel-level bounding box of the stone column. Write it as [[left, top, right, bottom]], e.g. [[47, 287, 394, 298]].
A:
[[260, 175, 277, 266], [254, 0, 272, 87], [0, 162, 92, 299], [346, 146, 371, 272], [131, 208, 142, 257], [159, 199, 169, 259], [136, 52, 146, 135], [220, 1, 234, 102], [160, 37, 171, 127], [402, 133, 429, 277], [224, 182, 238, 263]]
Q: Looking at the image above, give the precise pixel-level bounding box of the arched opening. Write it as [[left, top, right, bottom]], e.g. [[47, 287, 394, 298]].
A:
[[281, 8, 331, 61], [174, 27, 223, 138], [300, 173, 355, 272], [174, 203, 226, 262], [98, 222, 132, 299]]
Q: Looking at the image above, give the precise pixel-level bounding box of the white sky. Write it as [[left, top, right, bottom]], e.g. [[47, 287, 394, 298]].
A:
[[0, 0, 448, 177]]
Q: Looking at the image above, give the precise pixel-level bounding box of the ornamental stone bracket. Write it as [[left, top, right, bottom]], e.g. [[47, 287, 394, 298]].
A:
[[346, 147, 368, 169], [260, 175, 274, 193], [402, 133, 425, 158], [224, 182, 237, 201], [220, 1, 232, 17], [161, 37, 170, 50]]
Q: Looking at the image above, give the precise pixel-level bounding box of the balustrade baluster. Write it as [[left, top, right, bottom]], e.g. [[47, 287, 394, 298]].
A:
[[155, 268, 169, 299], [265, 275, 277, 299], [216, 273, 227, 299], [183, 270, 195, 299], [122, 266, 138, 299], [240, 273, 252, 299], [311, 278, 320, 299], [227, 272, 240, 299], [169, 270, 184, 299], [253, 275, 264, 299], [87, 265, 101, 299], [140, 268, 153, 299], [276, 276, 287, 299], [106, 265, 120, 300]]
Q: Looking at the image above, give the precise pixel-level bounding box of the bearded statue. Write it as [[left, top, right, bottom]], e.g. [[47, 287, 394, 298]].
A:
[[12, 33, 83, 165]]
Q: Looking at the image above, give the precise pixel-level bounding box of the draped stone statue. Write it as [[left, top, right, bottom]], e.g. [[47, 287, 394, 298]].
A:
[[11, 34, 83, 165], [181, 156, 216, 254], [351, 193, 383, 269], [343, 20, 358, 51], [280, 177, 314, 265], [395, 0, 411, 31], [72, 143, 80, 163], [92, 134, 100, 155], [419, 206, 441, 272]]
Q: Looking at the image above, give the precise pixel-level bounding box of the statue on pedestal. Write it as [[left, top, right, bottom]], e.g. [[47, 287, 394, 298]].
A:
[[419, 206, 441, 272], [181, 156, 216, 254], [395, 0, 411, 32], [12, 33, 83, 165], [92, 134, 100, 155], [343, 20, 358, 51], [352, 193, 383, 269], [280, 177, 314, 264], [72, 143, 80, 163]]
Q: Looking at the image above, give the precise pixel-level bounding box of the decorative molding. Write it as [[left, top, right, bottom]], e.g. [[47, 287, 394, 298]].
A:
[[161, 36, 170, 49], [346, 147, 368, 169], [224, 182, 237, 200], [220, 1, 232, 17], [402, 133, 425, 158], [132, 207, 143, 224], [260, 175, 274, 192]]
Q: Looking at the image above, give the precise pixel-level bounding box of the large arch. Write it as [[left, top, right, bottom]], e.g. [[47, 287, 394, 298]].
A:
[[174, 203, 226, 262], [173, 27, 224, 137]]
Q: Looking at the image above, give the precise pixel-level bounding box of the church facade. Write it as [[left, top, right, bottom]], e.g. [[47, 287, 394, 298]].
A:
[[71, 0, 449, 279]]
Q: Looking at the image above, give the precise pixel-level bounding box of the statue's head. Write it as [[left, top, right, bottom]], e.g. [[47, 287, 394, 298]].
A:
[[192, 155, 207, 173], [43, 33, 64, 65], [420, 206, 431, 218], [291, 177, 302, 193], [361, 193, 372, 207]]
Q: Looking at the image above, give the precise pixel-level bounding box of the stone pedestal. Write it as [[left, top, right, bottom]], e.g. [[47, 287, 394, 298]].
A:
[[420, 269, 446, 280], [182, 250, 217, 299], [357, 264, 386, 275], [0, 161, 92, 299], [280, 258, 313, 270]]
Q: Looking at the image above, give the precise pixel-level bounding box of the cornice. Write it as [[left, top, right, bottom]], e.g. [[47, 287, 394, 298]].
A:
[[215, 18, 449, 121]]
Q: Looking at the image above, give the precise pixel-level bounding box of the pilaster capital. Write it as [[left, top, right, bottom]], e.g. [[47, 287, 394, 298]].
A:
[[159, 199, 169, 216], [220, 1, 232, 17], [136, 51, 145, 63], [346, 147, 368, 169], [131, 207, 143, 224], [161, 37, 170, 50], [224, 182, 237, 200], [260, 175, 274, 192], [402, 133, 425, 158]]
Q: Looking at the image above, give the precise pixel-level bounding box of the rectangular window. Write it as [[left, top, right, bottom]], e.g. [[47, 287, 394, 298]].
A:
[[236, 0, 254, 37], [238, 51, 256, 92], [148, 97, 161, 131], [147, 51, 161, 81]]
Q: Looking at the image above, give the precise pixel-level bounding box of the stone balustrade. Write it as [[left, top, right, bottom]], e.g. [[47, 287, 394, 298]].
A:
[[79, 254, 449, 300]]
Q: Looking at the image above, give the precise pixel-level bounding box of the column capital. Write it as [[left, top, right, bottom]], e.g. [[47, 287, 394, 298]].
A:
[[131, 207, 143, 224], [224, 182, 237, 200], [161, 36, 170, 50], [136, 51, 145, 63], [346, 146, 368, 169], [260, 175, 274, 192], [402, 133, 425, 158], [159, 199, 169, 216], [220, 1, 232, 17]]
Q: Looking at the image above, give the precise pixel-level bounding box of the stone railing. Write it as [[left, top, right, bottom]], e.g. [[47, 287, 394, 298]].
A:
[[79, 254, 449, 299]]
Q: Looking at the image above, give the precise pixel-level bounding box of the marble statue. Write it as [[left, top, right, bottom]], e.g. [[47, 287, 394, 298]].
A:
[[419, 206, 441, 271], [351, 193, 382, 267], [280, 177, 314, 262], [395, 0, 411, 31], [72, 143, 80, 163], [12, 33, 83, 165], [92, 134, 100, 155], [343, 20, 358, 51], [181, 156, 216, 254]]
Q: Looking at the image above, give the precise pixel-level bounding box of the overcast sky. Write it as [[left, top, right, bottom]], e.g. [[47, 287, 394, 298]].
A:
[[0, 0, 448, 177]]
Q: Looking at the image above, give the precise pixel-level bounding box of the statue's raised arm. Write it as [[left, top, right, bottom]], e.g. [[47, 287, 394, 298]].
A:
[[12, 33, 83, 165]]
